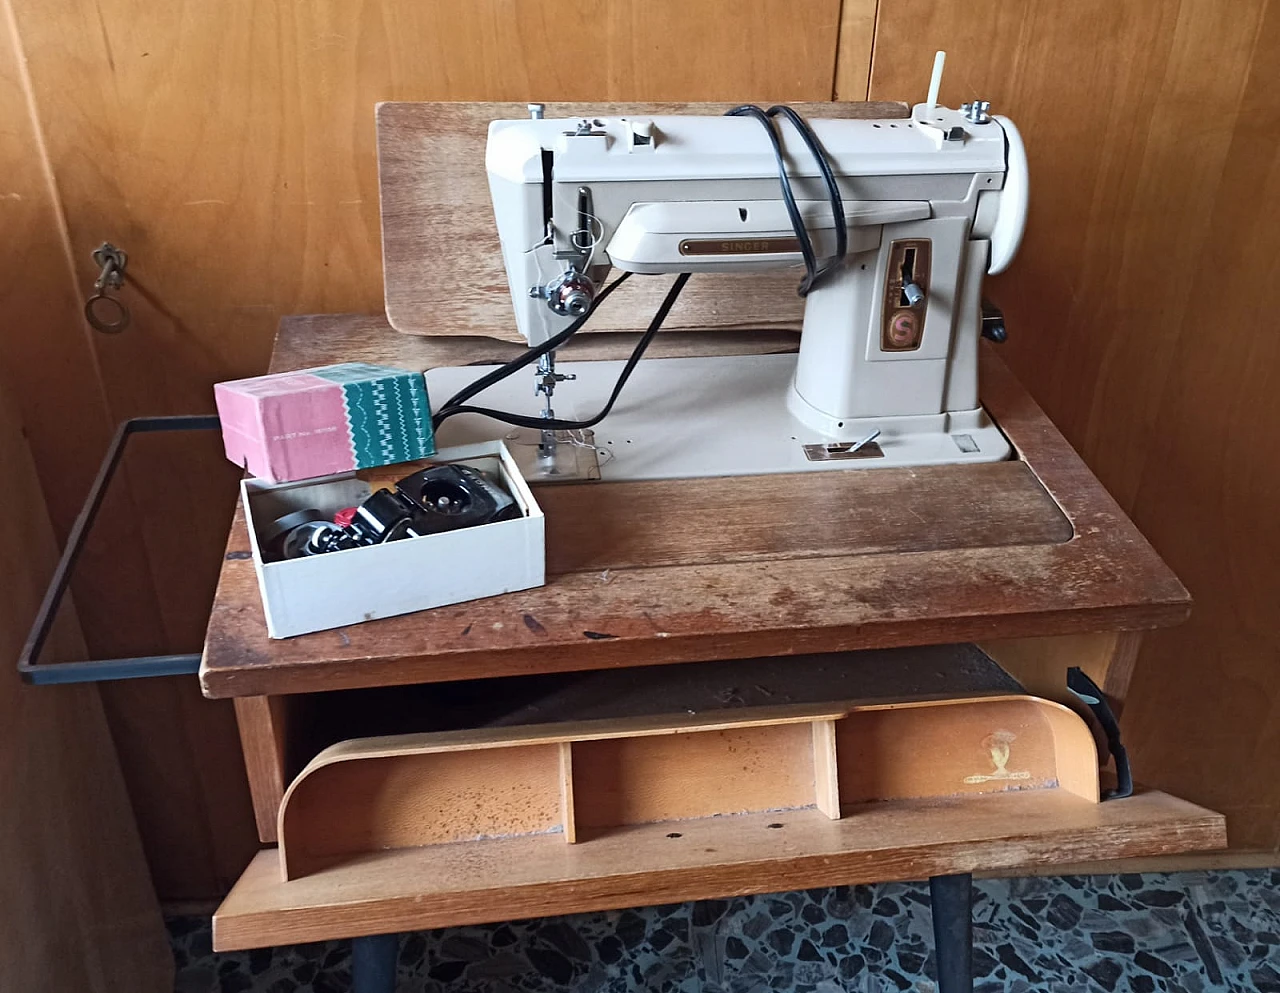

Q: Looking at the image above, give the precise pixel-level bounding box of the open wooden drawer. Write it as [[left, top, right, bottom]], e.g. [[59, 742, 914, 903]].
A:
[[213, 647, 1225, 950]]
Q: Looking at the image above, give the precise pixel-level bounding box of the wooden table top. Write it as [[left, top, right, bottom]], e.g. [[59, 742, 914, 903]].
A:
[[199, 315, 1189, 699]]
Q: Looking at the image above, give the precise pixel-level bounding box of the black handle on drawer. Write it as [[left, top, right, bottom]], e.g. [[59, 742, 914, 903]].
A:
[[18, 415, 221, 685]]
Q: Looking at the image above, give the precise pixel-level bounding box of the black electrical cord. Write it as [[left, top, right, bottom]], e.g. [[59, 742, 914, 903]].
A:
[[725, 104, 847, 295], [432, 273, 691, 432], [770, 106, 847, 267], [726, 105, 818, 283], [431, 103, 843, 432], [433, 270, 633, 424]]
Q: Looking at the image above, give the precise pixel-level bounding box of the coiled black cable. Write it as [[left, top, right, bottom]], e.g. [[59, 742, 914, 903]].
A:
[[725, 104, 847, 295], [430, 105, 843, 431]]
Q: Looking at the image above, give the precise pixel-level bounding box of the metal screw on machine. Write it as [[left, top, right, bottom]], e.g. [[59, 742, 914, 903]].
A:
[[961, 100, 992, 125]]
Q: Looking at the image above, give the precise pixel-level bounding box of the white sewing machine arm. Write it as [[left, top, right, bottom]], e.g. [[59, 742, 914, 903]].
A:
[[486, 104, 1026, 438], [431, 99, 1029, 479], [487, 106, 1025, 315]]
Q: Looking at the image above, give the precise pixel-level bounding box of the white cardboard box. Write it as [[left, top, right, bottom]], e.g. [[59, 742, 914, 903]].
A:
[[241, 440, 544, 638]]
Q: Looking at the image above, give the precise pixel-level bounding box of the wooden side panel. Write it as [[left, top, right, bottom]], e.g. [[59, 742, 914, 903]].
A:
[[235, 696, 291, 844], [865, 0, 1280, 849], [0, 0, 255, 902], [1122, 0, 1280, 850], [0, 0, 112, 536], [835, 698, 1098, 805], [282, 744, 563, 879], [559, 741, 577, 844], [573, 724, 816, 831], [833, 0, 880, 101], [812, 720, 841, 819], [0, 373, 171, 990], [10, 0, 845, 404], [98, 678, 260, 899]]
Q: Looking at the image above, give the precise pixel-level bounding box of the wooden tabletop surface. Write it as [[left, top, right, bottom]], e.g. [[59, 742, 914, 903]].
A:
[[199, 315, 1189, 699]]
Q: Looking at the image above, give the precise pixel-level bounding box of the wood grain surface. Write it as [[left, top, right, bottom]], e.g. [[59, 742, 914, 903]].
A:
[[572, 723, 817, 831], [281, 744, 563, 879], [2, 0, 862, 898], [273, 691, 1100, 879], [9, 0, 852, 411], [863, 0, 1280, 851], [0, 377, 171, 991], [0, 1, 113, 539], [540, 461, 1069, 571], [835, 697, 1098, 805], [214, 789, 1225, 950], [235, 644, 1023, 837], [234, 696, 292, 843], [199, 320, 1187, 698], [378, 101, 907, 339], [0, 0, 257, 902], [812, 719, 842, 819], [558, 741, 577, 844]]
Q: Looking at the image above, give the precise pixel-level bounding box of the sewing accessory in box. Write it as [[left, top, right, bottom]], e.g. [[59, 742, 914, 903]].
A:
[[215, 362, 434, 483], [241, 440, 544, 638]]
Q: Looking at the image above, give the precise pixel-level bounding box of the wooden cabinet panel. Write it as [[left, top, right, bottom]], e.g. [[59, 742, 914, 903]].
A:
[[10, 0, 847, 408], [861, 0, 1280, 850], [0, 372, 170, 990], [2, 0, 255, 902], [1121, 2, 1280, 851], [2, 0, 850, 899], [0, 0, 111, 536]]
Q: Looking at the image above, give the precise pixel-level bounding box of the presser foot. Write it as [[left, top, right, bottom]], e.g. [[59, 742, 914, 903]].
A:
[[503, 427, 603, 482]]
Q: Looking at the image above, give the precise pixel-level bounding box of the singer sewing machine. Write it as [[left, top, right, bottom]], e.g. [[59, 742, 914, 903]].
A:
[[426, 65, 1028, 483]]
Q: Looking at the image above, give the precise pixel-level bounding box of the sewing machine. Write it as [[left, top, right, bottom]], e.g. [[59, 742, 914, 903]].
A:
[[426, 57, 1028, 482]]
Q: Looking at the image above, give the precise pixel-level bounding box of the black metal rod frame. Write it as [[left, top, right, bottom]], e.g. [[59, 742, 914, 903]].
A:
[[18, 415, 221, 685]]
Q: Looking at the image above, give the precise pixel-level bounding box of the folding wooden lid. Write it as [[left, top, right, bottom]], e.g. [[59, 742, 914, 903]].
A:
[[376, 100, 908, 341]]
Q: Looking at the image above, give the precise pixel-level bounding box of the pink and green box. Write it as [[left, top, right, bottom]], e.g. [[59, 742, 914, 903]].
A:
[[214, 362, 435, 483]]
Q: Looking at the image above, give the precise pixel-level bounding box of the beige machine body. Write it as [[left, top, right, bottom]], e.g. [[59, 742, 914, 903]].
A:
[[427, 89, 1028, 481]]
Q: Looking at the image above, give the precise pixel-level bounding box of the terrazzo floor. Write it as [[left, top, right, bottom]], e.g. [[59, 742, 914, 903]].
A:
[[171, 869, 1280, 993]]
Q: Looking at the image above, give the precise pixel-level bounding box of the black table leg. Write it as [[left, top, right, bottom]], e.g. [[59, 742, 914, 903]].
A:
[[930, 873, 974, 993], [351, 933, 399, 993]]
